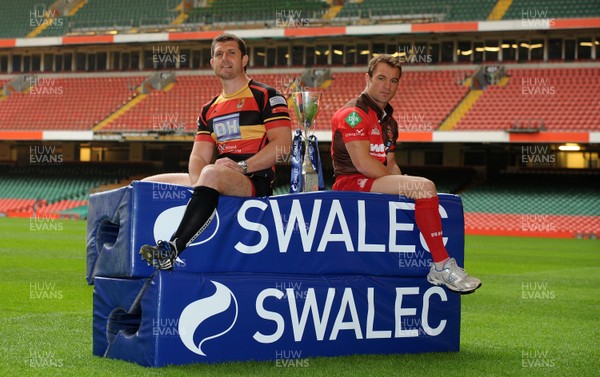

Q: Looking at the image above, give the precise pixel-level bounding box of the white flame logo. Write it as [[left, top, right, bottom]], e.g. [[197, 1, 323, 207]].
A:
[[153, 205, 220, 247], [178, 281, 238, 356]]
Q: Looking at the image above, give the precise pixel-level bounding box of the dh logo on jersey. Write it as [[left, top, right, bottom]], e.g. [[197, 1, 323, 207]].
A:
[[213, 113, 241, 141], [178, 281, 238, 356]]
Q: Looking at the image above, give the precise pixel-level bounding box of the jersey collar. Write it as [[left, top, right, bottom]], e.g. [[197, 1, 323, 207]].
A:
[[360, 92, 394, 123]]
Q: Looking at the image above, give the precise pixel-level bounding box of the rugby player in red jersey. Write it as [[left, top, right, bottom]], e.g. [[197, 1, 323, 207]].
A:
[[331, 54, 481, 294]]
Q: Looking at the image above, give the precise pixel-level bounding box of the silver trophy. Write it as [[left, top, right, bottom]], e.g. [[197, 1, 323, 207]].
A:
[[291, 91, 321, 192]]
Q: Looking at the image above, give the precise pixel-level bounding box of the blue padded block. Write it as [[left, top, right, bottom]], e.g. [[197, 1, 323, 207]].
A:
[[92, 277, 149, 363], [86, 181, 464, 283], [93, 271, 460, 367], [86, 186, 133, 284]]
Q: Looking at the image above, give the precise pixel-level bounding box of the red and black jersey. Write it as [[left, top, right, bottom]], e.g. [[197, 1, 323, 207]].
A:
[[196, 79, 291, 180], [330, 92, 398, 176]]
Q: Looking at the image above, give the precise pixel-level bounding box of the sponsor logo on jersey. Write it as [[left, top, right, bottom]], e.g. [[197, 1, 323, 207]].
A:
[[370, 144, 385, 153], [345, 111, 362, 128], [346, 128, 366, 138], [271, 106, 289, 114], [269, 96, 287, 107], [213, 113, 241, 141]]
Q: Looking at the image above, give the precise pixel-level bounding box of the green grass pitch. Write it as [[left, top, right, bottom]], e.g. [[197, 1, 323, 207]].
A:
[[0, 217, 598, 376]]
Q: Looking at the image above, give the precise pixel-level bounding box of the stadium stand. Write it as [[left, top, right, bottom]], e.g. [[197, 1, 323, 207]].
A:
[[461, 171, 599, 216], [392, 70, 474, 132], [0, 0, 55, 38], [0, 170, 104, 217], [455, 68, 600, 131], [461, 170, 600, 237], [96, 70, 473, 133], [185, 0, 329, 26], [0, 79, 11, 100], [0, 163, 157, 218], [1, 67, 598, 133], [101, 75, 220, 133], [40, 0, 178, 36], [2, 0, 599, 39], [0, 198, 37, 214], [318, 70, 473, 131], [0, 77, 144, 130], [335, 0, 496, 22], [464, 212, 600, 238], [502, 0, 600, 20], [31, 0, 331, 36], [100, 73, 297, 132]]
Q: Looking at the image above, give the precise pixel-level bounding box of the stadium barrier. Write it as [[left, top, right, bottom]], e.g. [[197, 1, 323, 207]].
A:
[[87, 181, 464, 367]]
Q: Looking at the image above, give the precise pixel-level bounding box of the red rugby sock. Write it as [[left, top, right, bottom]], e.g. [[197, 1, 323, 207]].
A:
[[415, 196, 450, 263]]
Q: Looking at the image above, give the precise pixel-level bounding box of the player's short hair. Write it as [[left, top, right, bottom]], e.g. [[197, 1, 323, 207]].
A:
[[367, 54, 402, 79], [211, 33, 248, 58]]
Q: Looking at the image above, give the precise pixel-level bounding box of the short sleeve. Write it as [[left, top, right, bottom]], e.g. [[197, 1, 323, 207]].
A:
[[195, 105, 215, 143], [262, 87, 291, 130], [334, 107, 371, 143]]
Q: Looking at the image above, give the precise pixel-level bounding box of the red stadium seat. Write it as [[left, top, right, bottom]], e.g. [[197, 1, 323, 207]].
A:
[[0, 77, 144, 130], [456, 67, 600, 131]]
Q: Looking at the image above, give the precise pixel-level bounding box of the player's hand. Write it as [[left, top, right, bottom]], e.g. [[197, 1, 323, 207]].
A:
[[215, 157, 244, 174]]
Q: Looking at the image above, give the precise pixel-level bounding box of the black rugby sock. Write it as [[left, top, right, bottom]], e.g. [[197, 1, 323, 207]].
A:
[[169, 186, 219, 254]]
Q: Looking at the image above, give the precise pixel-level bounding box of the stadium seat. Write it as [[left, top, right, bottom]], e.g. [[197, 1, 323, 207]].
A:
[[317, 70, 472, 131], [0, 164, 157, 218], [0, 77, 144, 130], [336, 0, 495, 22], [38, 0, 178, 36], [0, 0, 55, 38], [100, 73, 308, 132], [185, 0, 328, 26], [503, 0, 600, 20], [455, 68, 600, 131]]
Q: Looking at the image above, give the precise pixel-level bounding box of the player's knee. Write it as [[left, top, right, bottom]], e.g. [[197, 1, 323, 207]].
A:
[[420, 179, 437, 199], [197, 165, 226, 191], [401, 177, 437, 199]]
